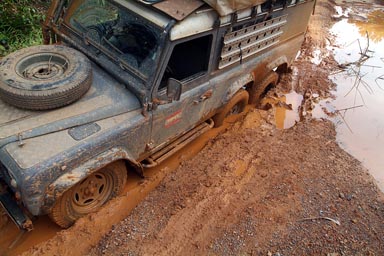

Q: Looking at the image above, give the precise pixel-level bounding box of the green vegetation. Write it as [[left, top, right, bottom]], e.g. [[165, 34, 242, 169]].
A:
[[0, 0, 49, 56]]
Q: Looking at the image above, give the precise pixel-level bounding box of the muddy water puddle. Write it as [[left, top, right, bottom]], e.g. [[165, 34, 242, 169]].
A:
[[274, 92, 303, 129], [260, 89, 303, 130], [315, 7, 384, 191]]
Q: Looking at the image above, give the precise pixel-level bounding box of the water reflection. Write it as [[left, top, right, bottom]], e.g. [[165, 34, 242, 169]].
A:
[[261, 92, 303, 130], [326, 11, 384, 191], [350, 10, 384, 43]]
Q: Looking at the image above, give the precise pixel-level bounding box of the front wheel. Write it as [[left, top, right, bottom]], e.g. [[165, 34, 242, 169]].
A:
[[49, 161, 127, 228], [213, 89, 249, 128]]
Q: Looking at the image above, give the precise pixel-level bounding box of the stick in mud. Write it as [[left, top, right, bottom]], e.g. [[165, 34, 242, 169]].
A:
[[334, 105, 364, 134], [298, 216, 341, 226]]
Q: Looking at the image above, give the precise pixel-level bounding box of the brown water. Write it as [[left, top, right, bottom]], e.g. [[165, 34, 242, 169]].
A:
[[315, 8, 384, 191], [259, 77, 303, 131], [274, 92, 303, 129]]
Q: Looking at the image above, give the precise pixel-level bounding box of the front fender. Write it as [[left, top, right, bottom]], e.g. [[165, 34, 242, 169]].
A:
[[42, 147, 142, 213]]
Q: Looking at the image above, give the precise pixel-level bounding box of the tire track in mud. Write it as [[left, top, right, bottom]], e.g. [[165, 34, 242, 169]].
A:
[[89, 111, 307, 255], [142, 151, 259, 255]]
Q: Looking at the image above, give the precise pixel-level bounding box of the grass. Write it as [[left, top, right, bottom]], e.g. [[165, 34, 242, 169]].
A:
[[0, 0, 49, 57]]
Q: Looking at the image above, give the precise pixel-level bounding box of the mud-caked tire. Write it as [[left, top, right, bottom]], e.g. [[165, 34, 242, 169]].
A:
[[213, 89, 249, 128], [49, 161, 127, 228], [0, 45, 92, 110], [248, 71, 278, 106]]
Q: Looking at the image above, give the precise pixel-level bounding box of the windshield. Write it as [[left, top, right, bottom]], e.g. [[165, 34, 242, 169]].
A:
[[64, 0, 162, 78]]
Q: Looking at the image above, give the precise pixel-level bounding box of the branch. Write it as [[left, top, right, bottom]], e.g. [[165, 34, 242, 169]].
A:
[[299, 216, 341, 225]]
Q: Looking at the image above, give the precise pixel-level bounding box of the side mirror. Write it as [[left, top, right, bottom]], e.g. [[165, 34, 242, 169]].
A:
[[167, 78, 182, 101]]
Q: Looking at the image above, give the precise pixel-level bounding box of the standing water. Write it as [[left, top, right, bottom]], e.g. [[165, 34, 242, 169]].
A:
[[319, 8, 384, 191]]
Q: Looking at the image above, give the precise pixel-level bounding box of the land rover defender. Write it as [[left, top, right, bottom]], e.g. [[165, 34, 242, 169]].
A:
[[0, 0, 315, 229]]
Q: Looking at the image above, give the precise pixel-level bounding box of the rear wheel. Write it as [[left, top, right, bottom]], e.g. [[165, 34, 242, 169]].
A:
[[49, 161, 127, 228], [213, 89, 249, 128], [249, 71, 278, 106]]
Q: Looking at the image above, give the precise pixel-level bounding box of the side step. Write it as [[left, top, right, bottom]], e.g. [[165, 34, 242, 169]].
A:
[[0, 191, 33, 231], [142, 119, 214, 168]]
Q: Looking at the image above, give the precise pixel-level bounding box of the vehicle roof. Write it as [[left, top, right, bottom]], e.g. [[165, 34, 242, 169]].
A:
[[114, 0, 217, 40], [137, 0, 268, 17], [127, 0, 269, 41], [137, 0, 207, 21], [113, 0, 271, 40], [114, 0, 171, 28], [112, 0, 216, 40]]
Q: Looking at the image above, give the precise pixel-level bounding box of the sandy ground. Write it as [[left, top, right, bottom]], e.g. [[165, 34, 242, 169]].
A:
[[1, 0, 383, 255]]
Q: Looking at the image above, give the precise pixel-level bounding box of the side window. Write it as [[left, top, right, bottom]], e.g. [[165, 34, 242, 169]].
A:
[[160, 35, 212, 90]]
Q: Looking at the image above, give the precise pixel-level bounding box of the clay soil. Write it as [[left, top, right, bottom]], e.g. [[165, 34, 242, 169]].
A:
[[1, 0, 383, 255]]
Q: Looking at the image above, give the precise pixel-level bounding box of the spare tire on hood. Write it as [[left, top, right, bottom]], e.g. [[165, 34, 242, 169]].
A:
[[0, 45, 92, 110]]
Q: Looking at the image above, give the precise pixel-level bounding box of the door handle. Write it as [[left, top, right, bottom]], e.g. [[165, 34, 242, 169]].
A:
[[193, 89, 213, 104]]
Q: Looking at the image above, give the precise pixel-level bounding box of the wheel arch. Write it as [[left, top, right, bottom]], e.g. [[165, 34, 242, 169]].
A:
[[249, 71, 279, 105], [267, 55, 289, 72], [212, 89, 249, 127], [42, 147, 142, 213], [225, 73, 253, 102]]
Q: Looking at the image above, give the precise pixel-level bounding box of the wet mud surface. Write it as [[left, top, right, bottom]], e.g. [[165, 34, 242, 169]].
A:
[[88, 116, 384, 256], [1, 0, 384, 255]]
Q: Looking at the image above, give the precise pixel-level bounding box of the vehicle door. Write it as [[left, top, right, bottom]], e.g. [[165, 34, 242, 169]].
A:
[[150, 33, 216, 148]]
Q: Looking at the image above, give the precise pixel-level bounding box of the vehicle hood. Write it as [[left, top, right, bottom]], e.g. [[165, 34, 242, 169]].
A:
[[0, 63, 141, 148]]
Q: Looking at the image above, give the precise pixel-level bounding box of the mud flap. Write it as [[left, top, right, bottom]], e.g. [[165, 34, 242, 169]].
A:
[[0, 191, 33, 231]]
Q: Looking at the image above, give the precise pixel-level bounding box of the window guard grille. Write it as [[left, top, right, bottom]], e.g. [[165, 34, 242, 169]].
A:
[[219, 14, 288, 69]]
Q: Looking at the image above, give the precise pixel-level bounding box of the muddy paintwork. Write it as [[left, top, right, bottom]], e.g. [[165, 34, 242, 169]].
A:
[[0, 0, 315, 227]]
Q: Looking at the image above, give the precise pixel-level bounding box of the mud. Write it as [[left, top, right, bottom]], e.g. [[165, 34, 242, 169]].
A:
[[1, 0, 384, 255], [87, 115, 384, 255]]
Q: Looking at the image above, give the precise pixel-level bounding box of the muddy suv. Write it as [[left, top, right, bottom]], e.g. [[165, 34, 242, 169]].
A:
[[0, 0, 315, 229]]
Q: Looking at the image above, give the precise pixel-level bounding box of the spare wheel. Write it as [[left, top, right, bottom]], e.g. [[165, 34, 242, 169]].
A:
[[0, 45, 92, 110]]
